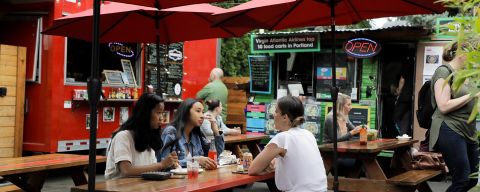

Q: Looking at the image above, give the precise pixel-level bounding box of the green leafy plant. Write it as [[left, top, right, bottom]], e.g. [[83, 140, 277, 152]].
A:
[[437, 0, 480, 123], [220, 35, 251, 77]]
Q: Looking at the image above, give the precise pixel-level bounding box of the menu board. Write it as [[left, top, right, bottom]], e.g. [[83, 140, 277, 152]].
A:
[[147, 43, 184, 97], [248, 55, 272, 94], [326, 105, 370, 127], [303, 104, 321, 138], [265, 102, 277, 136], [246, 103, 266, 133], [121, 59, 136, 86], [104, 70, 124, 85], [348, 106, 370, 127]]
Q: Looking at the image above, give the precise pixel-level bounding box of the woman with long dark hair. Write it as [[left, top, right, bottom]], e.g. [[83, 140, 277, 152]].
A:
[[248, 96, 327, 191], [105, 93, 178, 179], [158, 98, 224, 170]]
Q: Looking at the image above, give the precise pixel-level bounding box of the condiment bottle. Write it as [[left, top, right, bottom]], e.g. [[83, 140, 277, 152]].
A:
[[359, 125, 367, 145]]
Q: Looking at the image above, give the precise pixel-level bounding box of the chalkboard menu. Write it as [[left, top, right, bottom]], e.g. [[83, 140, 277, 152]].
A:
[[147, 43, 184, 97], [248, 55, 272, 94], [326, 105, 370, 127], [349, 107, 370, 127]]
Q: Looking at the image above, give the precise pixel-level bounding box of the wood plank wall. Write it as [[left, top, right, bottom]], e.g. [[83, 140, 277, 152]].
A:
[[0, 45, 26, 157], [222, 77, 249, 133]]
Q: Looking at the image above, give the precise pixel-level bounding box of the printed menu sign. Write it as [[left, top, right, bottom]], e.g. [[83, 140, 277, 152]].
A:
[[121, 59, 136, 86], [248, 55, 272, 94], [147, 43, 183, 97]]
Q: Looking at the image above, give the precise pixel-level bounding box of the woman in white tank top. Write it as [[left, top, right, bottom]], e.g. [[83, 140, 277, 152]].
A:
[[248, 96, 327, 192]]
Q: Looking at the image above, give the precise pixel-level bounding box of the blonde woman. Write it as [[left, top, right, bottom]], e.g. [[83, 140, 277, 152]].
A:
[[323, 93, 364, 143]]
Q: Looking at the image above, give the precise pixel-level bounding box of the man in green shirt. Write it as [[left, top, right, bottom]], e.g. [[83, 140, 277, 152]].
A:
[[197, 68, 228, 122]]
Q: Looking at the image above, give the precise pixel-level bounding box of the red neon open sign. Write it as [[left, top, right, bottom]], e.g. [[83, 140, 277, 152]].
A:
[[344, 38, 381, 58]]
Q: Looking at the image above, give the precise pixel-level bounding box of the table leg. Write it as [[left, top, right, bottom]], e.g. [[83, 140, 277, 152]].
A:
[[70, 166, 88, 186], [417, 182, 433, 192], [363, 158, 387, 180], [322, 156, 333, 174], [4, 171, 47, 192], [246, 142, 261, 158], [391, 146, 412, 171]]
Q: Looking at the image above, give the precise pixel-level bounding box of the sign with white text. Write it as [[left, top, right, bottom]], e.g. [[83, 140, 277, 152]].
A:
[[251, 33, 320, 53]]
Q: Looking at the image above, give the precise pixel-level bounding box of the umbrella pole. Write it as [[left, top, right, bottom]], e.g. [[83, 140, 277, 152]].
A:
[[329, 0, 339, 192], [155, 0, 163, 97], [87, 0, 102, 191]]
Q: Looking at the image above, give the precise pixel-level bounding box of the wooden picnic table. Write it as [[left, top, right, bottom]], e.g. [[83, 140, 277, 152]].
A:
[[319, 139, 440, 192], [0, 154, 106, 192], [224, 134, 269, 158], [71, 165, 277, 192]]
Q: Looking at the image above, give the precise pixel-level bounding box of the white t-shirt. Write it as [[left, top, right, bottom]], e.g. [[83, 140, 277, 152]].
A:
[[269, 127, 327, 192], [105, 130, 157, 180]]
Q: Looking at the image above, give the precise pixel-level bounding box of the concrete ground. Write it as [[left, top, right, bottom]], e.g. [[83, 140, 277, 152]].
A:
[[0, 173, 453, 192]]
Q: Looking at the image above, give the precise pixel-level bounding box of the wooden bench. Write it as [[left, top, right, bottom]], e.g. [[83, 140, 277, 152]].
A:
[[0, 184, 21, 192], [387, 170, 442, 192]]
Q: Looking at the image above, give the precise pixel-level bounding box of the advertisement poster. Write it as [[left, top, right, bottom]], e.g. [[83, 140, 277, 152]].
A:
[[316, 67, 347, 80], [423, 46, 443, 75], [103, 107, 115, 122]]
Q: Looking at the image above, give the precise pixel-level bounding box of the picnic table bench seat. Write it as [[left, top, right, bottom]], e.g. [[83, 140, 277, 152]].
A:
[[387, 169, 442, 192], [0, 184, 21, 192]]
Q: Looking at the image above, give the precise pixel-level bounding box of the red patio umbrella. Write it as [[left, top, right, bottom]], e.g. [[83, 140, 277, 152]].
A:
[[214, 1, 446, 191], [44, 2, 247, 43], [214, 0, 446, 30], [108, 0, 223, 9]]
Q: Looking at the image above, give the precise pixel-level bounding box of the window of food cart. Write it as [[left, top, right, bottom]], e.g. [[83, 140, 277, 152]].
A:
[[315, 52, 361, 102], [64, 38, 141, 87]]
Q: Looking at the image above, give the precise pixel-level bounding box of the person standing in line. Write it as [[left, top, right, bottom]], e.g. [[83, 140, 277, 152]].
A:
[[196, 68, 228, 122], [393, 67, 413, 136], [105, 93, 178, 180], [248, 96, 327, 192], [431, 41, 480, 192]]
